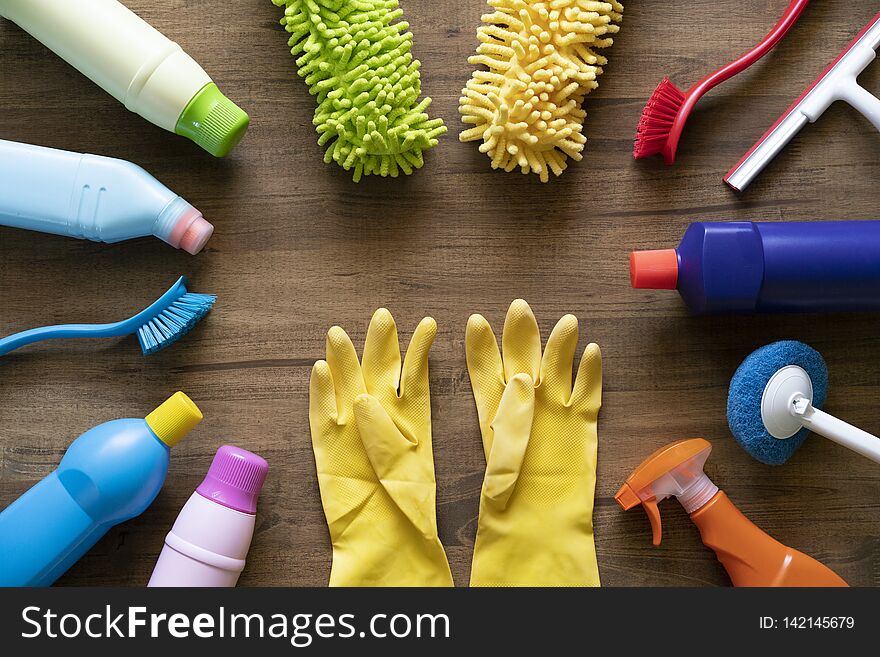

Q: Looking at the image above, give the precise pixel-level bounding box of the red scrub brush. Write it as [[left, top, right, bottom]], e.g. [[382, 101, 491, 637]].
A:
[[633, 0, 809, 164]]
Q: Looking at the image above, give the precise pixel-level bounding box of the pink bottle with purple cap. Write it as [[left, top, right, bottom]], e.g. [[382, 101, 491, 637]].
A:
[[148, 445, 268, 587]]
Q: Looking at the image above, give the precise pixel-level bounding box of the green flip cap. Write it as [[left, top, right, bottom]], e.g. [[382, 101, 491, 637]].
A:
[[176, 83, 249, 157]]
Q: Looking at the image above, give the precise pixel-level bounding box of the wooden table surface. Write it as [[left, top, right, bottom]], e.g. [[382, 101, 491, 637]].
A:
[[1, 0, 879, 587]]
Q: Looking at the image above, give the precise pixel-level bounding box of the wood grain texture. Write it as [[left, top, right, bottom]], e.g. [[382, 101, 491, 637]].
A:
[[1, 0, 879, 587]]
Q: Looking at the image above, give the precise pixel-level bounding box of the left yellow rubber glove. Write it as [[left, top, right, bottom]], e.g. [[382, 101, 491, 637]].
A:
[[467, 299, 602, 586], [309, 308, 453, 586]]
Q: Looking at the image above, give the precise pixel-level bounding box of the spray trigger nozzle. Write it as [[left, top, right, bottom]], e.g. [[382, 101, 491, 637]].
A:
[[615, 438, 719, 546], [614, 485, 665, 545], [642, 497, 663, 545]]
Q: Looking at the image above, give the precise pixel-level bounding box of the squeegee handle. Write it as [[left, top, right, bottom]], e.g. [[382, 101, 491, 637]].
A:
[[798, 404, 880, 464], [838, 81, 880, 132]]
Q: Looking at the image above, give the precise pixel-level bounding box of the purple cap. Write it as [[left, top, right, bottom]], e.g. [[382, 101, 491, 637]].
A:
[[196, 445, 269, 514]]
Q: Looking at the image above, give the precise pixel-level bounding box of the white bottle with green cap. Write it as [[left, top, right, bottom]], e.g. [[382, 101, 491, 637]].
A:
[[0, 0, 249, 156]]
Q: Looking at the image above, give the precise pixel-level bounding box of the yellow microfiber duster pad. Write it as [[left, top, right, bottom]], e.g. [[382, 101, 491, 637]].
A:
[[459, 0, 623, 181], [272, 0, 446, 181]]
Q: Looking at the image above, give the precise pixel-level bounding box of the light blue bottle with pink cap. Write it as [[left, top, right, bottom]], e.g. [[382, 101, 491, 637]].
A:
[[0, 139, 214, 254]]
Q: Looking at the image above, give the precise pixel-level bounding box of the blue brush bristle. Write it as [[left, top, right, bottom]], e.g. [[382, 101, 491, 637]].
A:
[[137, 289, 216, 356], [727, 341, 828, 465]]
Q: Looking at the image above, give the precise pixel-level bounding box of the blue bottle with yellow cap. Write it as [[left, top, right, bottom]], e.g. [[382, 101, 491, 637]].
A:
[[0, 392, 202, 587]]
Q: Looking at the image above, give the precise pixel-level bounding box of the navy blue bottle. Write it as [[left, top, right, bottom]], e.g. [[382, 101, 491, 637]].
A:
[[631, 221, 880, 313]]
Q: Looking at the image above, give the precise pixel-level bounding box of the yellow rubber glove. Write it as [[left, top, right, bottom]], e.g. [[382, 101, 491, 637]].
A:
[[309, 308, 453, 587], [466, 299, 602, 586]]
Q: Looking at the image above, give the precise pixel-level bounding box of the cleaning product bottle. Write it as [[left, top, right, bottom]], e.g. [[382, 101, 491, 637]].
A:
[[615, 438, 848, 586], [630, 221, 880, 313], [0, 0, 248, 157], [148, 445, 268, 587], [0, 139, 214, 254], [0, 392, 203, 587]]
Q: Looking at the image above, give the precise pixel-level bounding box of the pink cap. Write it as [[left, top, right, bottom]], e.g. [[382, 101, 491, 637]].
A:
[[630, 249, 679, 289], [180, 215, 214, 255], [196, 445, 269, 514], [166, 207, 214, 255]]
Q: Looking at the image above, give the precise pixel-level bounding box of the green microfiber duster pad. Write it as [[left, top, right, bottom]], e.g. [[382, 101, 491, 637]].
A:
[[271, 0, 446, 181]]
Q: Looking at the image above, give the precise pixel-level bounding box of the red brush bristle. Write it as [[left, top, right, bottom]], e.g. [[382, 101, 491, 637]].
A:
[[633, 78, 685, 159]]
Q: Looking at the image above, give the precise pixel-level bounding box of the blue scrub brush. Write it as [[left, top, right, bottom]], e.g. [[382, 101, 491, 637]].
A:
[[0, 276, 215, 357], [727, 340, 880, 465]]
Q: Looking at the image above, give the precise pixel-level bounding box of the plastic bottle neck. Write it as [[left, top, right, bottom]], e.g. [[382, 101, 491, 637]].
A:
[[154, 196, 213, 255], [677, 472, 719, 514]]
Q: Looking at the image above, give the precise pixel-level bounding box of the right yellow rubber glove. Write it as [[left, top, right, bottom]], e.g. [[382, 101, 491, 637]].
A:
[[466, 299, 602, 586], [309, 309, 453, 587]]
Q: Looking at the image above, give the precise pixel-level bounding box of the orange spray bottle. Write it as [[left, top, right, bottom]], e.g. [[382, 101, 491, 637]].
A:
[[615, 438, 847, 586]]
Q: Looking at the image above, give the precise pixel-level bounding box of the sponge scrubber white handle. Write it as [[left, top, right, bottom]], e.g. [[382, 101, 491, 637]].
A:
[[793, 398, 880, 464]]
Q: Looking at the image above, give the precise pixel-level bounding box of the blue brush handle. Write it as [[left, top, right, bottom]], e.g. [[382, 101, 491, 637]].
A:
[[0, 322, 132, 355], [0, 277, 185, 356]]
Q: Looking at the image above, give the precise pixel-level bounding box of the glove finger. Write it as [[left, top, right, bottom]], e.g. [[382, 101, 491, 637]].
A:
[[310, 362, 376, 539], [539, 314, 578, 402], [362, 308, 402, 397], [310, 358, 374, 479], [465, 313, 505, 456], [326, 325, 367, 424], [309, 360, 338, 429], [399, 317, 437, 400], [354, 393, 418, 470], [501, 299, 541, 383], [570, 342, 602, 414], [354, 394, 436, 539], [485, 373, 534, 509]]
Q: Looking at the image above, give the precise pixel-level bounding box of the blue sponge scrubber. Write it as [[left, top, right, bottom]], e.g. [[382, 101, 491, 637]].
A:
[[727, 341, 828, 465]]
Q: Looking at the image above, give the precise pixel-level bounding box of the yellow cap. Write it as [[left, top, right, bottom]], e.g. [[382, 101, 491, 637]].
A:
[[145, 392, 203, 447]]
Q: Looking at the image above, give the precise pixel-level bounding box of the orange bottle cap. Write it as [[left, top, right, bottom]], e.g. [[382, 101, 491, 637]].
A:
[[630, 249, 679, 289]]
